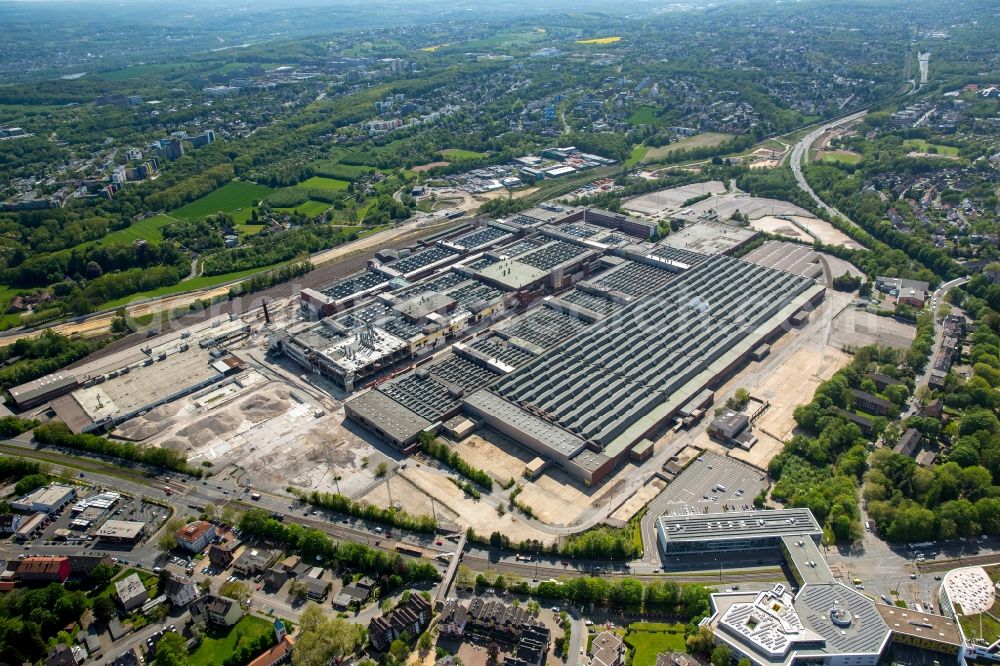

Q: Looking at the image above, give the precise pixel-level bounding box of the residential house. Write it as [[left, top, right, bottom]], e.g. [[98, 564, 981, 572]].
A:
[[438, 599, 469, 637], [16, 556, 71, 583], [208, 543, 236, 570], [656, 653, 698, 666], [368, 592, 432, 651], [193, 594, 244, 627], [332, 576, 376, 610], [44, 643, 80, 666], [163, 574, 200, 607], [894, 428, 922, 458], [850, 389, 896, 416], [590, 631, 625, 666], [175, 521, 216, 553], [262, 566, 289, 592], [234, 548, 279, 576], [115, 573, 149, 611]]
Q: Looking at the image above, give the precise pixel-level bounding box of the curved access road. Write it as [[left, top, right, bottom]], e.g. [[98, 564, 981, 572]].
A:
[[790, 110, 868, 224]]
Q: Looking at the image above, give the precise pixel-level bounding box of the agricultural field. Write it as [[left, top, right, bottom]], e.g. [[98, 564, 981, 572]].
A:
[[172, 181, 273, 224], [642, 132, 734, 162], [623, 623, 686, 666], [902, 139, 960, 156], [576, 36, 622, 44], [189, 616, 274, 666], [438, 148, 488, 160], [629, 106, 658, 126], [298, 176, 350, 192]]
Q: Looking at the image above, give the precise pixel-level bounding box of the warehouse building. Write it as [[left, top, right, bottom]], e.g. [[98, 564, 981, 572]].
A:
[[12, 484, 77, 514], [467, 255, 823, 484]]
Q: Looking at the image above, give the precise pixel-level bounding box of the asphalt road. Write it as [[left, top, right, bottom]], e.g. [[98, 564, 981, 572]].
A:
[[789, 110, 869, 224]]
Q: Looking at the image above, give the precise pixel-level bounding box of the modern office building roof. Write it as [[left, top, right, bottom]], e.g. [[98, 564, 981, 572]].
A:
[[781, 535, 834, 586], [714, 581, 891, 666], [795, 583, 890, 656], [488, 255, 819, 450], [876, 604, 962, 649], [658, 508, 821, 545]]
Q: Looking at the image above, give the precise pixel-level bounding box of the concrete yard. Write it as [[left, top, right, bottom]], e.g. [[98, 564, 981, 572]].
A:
[[682, 191, 813, 221], [623, 180, 726, 216], [829, 308, 916, 351]]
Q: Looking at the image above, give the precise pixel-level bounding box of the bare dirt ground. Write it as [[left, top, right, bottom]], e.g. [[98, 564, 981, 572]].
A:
[[116, 376, 383, 496], [370, 466, 553, 543], [450, 432, 535, 486], [754, 344, 851, 441], [750, 216, 814, 243], [788, 215, 862, 249], [829, 308, 916, 351]]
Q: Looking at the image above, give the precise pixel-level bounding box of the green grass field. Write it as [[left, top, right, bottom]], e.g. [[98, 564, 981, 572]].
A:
[[642, 133, 734, 161], [902, 139, 960, 156], [190, 616, 274, 666], [438, 148, 488, 160], [172, 181, 273, 224], [818, 150, 862, 165], [98, 63, 195, 81], [276, 200, 330, 216], [98, 214, 176, 245], [624, 623, 686, 666], [311, 160, 373, 181], [629, 106, 658, 126], [625, 144, 649, 167], [298, 176, 350, 192]]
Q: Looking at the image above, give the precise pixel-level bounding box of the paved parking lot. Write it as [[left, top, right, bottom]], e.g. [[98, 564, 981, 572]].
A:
[[657, 452, 767, 516]]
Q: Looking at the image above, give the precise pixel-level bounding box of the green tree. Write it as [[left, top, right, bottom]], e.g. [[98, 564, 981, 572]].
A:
[[154, 632, 190, 666]]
